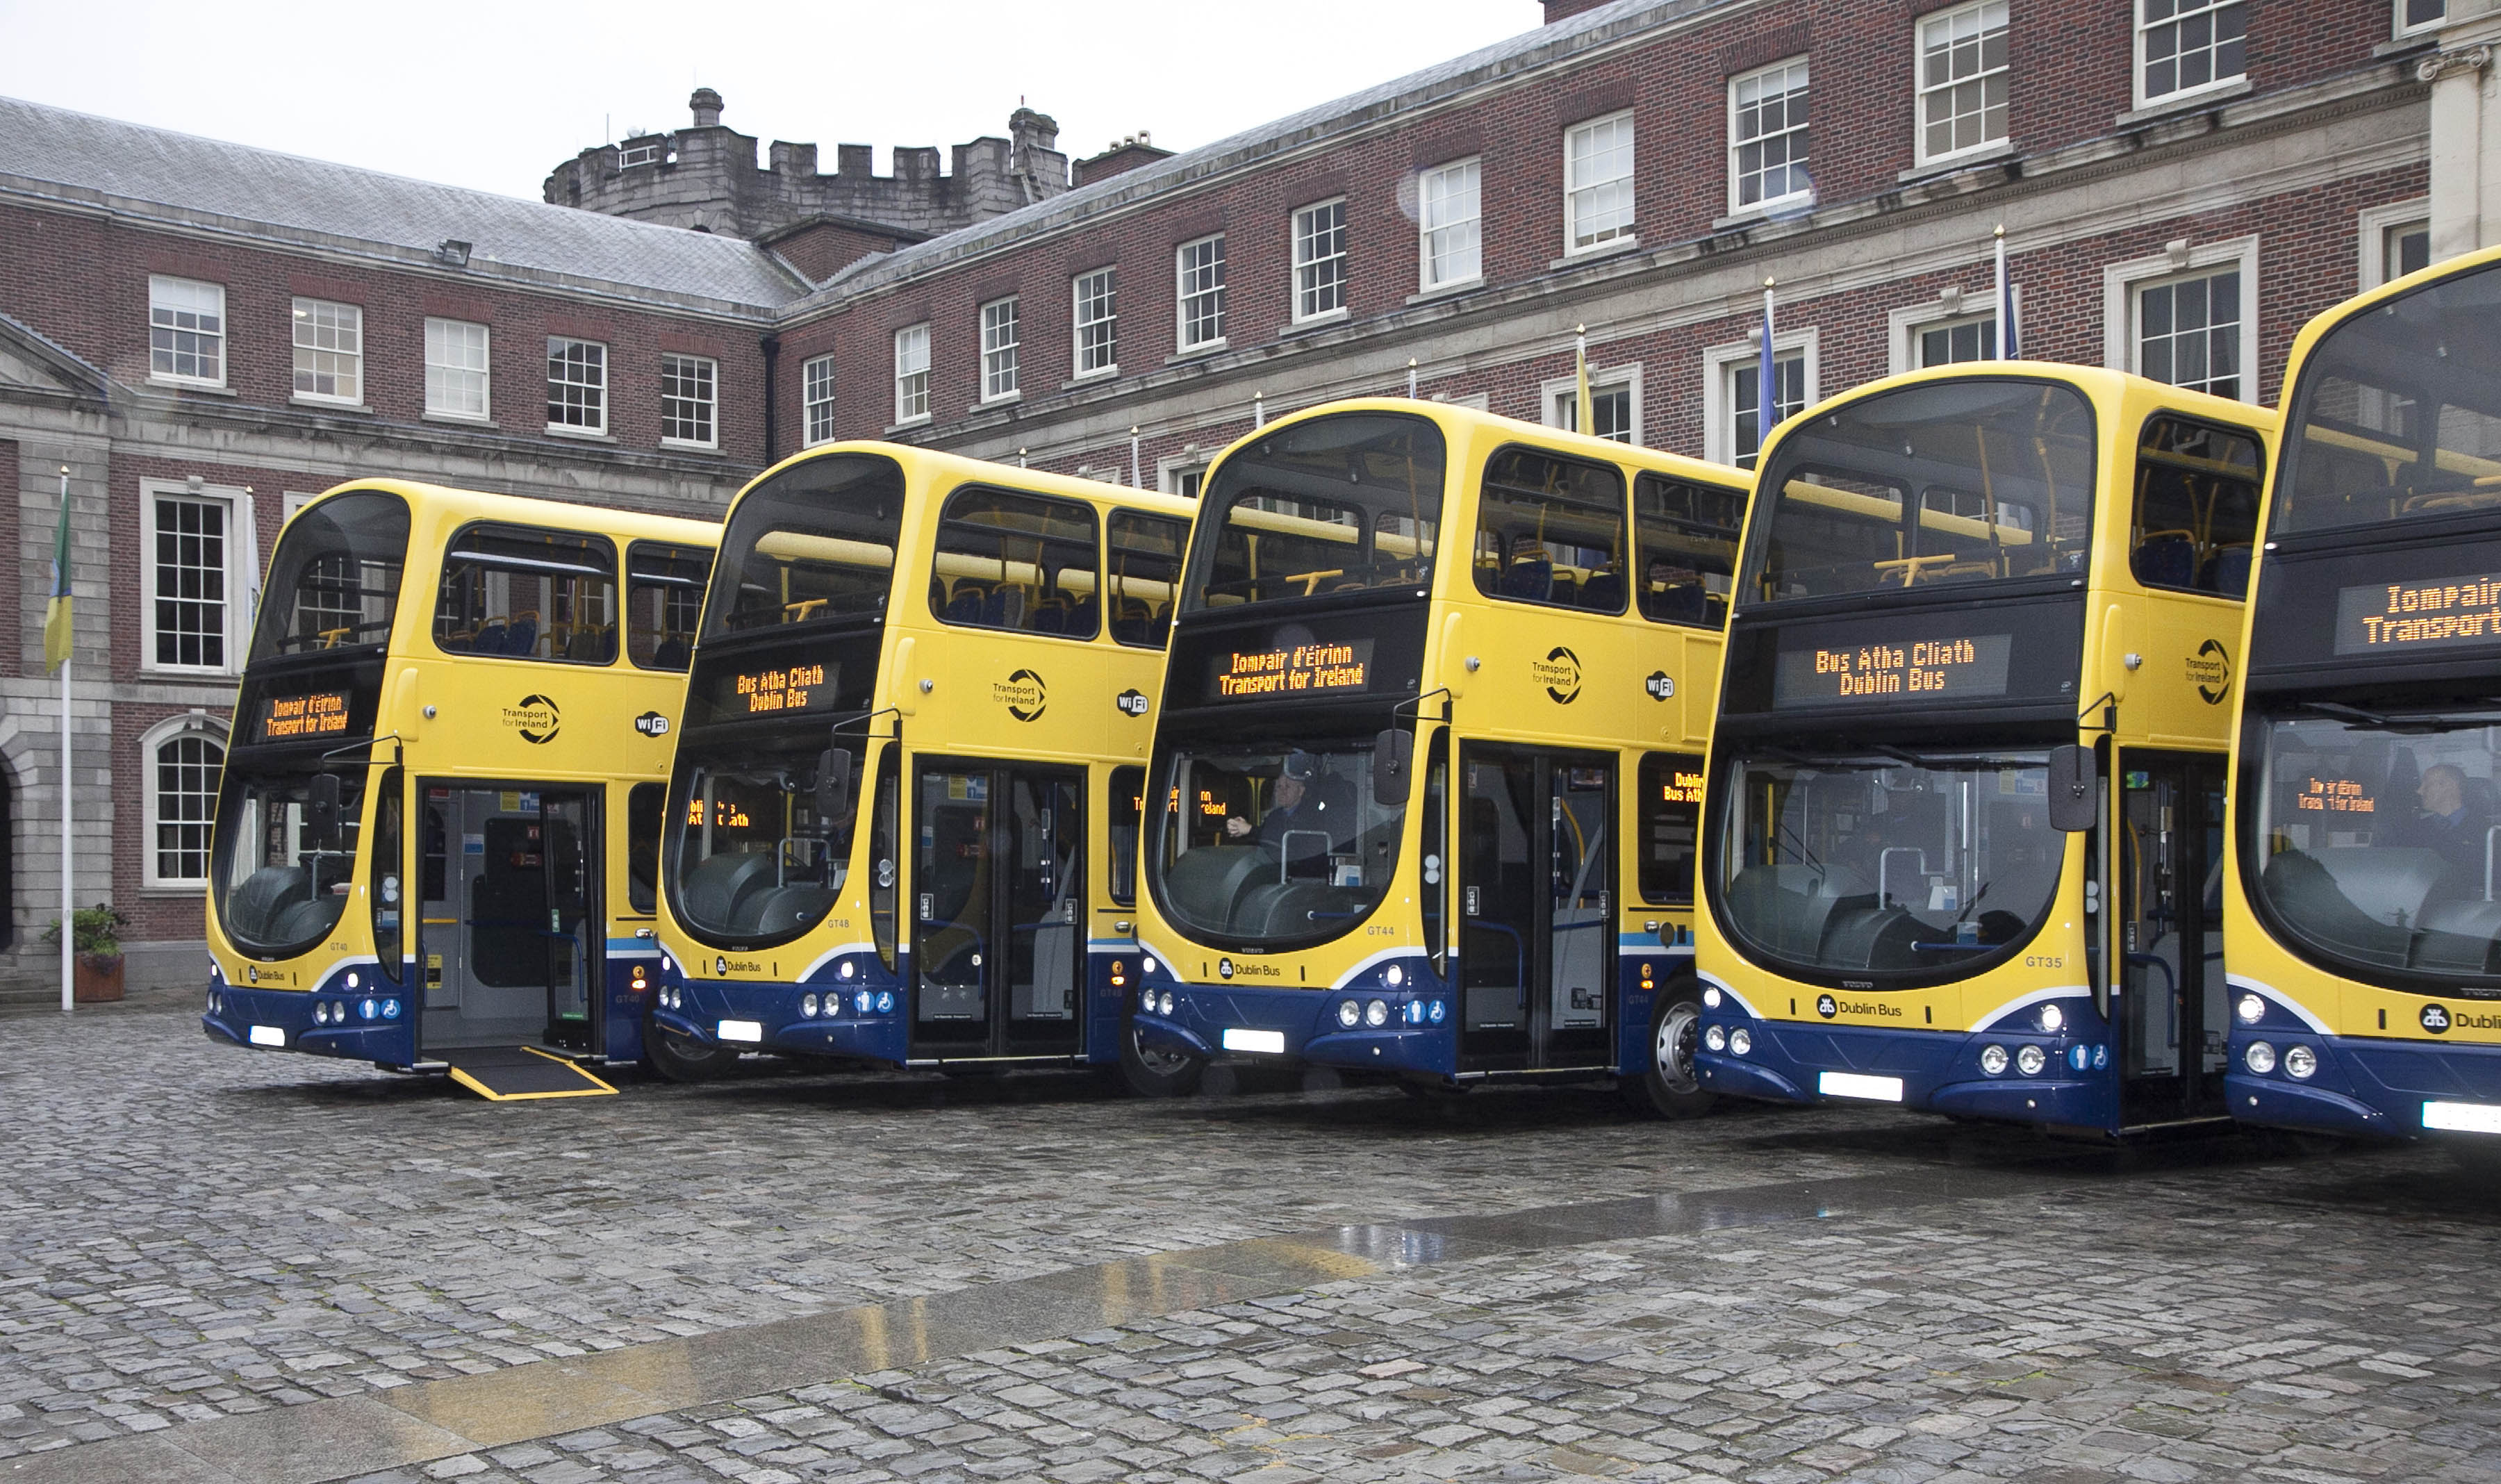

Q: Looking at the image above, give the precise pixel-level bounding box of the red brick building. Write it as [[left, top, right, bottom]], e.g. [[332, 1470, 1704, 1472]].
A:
[[0, 0, 2464, 994]]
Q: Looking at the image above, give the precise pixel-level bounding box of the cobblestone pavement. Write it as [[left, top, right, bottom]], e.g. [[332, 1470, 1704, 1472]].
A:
[[6, 1002, 2500, 1483]]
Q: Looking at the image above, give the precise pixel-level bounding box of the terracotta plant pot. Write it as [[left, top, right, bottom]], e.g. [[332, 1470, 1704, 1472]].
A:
[[74, 953, 124, 1003]]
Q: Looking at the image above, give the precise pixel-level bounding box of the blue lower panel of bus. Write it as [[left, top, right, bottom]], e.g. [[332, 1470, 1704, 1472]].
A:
[[1695, 994, 2115, 1129], [2229, 1019, 2501, 1139], [654, 945, 1137, 1066], [201, 977, 418, 1066], [1134, 973, 1459, 1078]]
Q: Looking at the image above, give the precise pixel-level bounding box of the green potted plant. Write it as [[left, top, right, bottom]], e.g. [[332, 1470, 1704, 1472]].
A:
[[44, 902, 129, 1003]]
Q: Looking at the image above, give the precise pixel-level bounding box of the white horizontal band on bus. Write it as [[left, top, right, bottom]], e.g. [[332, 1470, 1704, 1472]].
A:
[[1221, 1028, 1286, 1054], [1817, 1071, 1905, 1103], [2422, 1100, 2501, 1135]]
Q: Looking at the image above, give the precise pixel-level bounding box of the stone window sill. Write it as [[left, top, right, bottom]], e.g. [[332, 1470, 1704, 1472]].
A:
[[422, 411, 497, 429], [149, 378, 236, 396], [1551, 236, 1641, 271], [1714, 195, 1813, 230], [544, 424, 616, 443], [1166, 339, 1230, 365], [2118, 76, 2253, 127], [1405, 277, 1484, 306], [290, 395, 371, 413], [1899, 140, 2016, 183]]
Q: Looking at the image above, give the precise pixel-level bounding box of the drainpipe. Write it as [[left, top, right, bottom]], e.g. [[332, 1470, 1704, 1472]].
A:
[[759, 333, 782, 466]]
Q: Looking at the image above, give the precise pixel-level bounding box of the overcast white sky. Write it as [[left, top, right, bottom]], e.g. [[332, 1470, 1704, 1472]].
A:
[[0, 1, 1542, 199]]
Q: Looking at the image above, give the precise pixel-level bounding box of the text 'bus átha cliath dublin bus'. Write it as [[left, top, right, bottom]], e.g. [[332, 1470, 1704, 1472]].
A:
[[201, 481, 716, 1098], [1124, 398, 1749, 1113], [1692, 365, 2275, 1137], [2224, 242, 2501, 1146], [648, 443, 1195, 1081]]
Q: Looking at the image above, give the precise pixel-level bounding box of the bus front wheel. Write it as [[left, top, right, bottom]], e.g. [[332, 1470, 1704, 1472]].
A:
[[1120, 1014, 1204, 1098], [1628, 987, 1714, 1119], [643, 1006, 740, 1082]]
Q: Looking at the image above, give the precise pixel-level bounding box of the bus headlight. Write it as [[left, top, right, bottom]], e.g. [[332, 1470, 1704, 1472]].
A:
[[1705, 1025, 1727, 1053], [1143, 957, 1157, 974], [2016, 1045, 2047, 1076], [1365, 999, 1389, 1028], [1337, 1000, 1361, 1029], [1385, 964, 1404, 988], [346, 971, 361, 991], [1728, 1028, 1752, 1056], [1158, 991, 1175, 1016], [801, 993, 820, 1018], [313, 1001, 330, 1025], [2284, 1045, 2318, 1080], [1703, 987, 1722, 1009], [1979, 1044, 2009, 1076], [2238, 994, 2265, 1025], [2245, 1041, 2277, 1075], [2038, 1003, 2064, 1034], [839, 960, 857, 980]]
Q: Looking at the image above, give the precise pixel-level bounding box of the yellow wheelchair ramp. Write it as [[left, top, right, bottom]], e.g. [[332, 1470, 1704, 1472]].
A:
[[446, 1045, 619, 1100]]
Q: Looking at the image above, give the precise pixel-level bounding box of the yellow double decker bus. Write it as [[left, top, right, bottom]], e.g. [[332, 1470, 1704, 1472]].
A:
[[2225, 245, 2501, 1146], [1692, 366, 2274, 1136], [1123, 399, 1747, 1112], [202, 481, 716, 1096], [648, 444, 1194, 1078]]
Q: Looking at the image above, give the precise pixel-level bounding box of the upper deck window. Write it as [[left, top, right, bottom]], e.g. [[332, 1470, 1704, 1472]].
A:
[[2130, 415, 2263, 597], [711, 453, 906, 635], [2277, 262, 2501, 537], [1745, 377, 2095, 605], [627, 541, 711, 670], [929, 487, 1100, 639], [1186, 413, 1446, 613], [1635, 474, 1743, 627], [433, 523, 619, 663], [1109, 511, 1187, 648], [1472, 447, 1627, 613], [251, 490, 409, 661]]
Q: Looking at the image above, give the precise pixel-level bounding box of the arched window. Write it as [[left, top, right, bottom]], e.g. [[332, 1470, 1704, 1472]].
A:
[[145, 719, 225, 889]]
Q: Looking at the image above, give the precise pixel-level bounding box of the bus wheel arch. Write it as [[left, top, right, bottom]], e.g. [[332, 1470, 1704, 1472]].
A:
[[642, 1002, 740, 1082], [1119, 1012, 1203, 1098], [1628, 978, 1713, 1119]]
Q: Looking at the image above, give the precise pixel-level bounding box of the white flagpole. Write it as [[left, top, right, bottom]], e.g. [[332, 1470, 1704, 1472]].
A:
[[58, 465, 72, 1014], [1993, 224, 2009, 358]]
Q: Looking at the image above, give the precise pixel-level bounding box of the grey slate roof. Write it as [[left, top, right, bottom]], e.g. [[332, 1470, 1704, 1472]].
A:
[[0, 97, 802, 313], [799, 0, 1724, 308]]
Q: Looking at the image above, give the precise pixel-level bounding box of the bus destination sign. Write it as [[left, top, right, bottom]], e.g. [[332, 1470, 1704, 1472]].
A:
[[727, 661, 837, 716], [1772, 631, 2013, 709], [1212, 637, 1374, 700], [259, 690, 353, 742], [2334, 574, 2501, 656]]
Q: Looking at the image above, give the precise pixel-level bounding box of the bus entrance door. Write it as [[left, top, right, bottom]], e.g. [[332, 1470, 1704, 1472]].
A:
[[2116, 752, 2229, 1126], [418, 784, 603, 1058], [910, 762, 1087, 1063], [1458, 746, 1615, 1073]]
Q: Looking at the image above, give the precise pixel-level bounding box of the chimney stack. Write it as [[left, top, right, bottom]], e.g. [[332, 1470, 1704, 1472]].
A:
[[688, 88, 724, 128]]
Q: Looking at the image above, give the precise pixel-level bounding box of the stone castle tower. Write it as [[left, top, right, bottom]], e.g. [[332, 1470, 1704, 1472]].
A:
[[545, 90, 1071, 277]]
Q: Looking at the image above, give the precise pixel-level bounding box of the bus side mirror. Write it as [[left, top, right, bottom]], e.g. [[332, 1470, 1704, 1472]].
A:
[[815, 747, 853, 823], [2047, 745, 2096, 833], [306, 773, 345, 849], [1373, 728, 1414, 807]]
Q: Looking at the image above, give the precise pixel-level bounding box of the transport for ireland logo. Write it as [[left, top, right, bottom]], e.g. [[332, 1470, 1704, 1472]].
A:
[[996, 669, 1046, 722], [2189, 639, 2231, 704], [506, 695, 560, 743], [1534, 646, 1583, 704]]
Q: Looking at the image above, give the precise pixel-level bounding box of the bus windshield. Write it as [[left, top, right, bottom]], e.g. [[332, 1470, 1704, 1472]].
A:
[[2276, 261, 2501, 536], [251, 490, 408, 659], [668, 733, 857, 949], [2243, 702, 2501, 987], [709, 453, 907, 634], [1149, 725, 1408, 950], [212, 768, 368, 958], [1713, 745, 2065, 982], [1747, 378, 2095, 603], [1184, 413, 1445, 611]]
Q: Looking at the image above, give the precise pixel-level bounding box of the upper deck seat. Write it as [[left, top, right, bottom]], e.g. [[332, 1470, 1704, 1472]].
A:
[[1501, 556, 1552, 602], [503, 616, 539, 656], [1111, 597, 1155, 645], [2203, 544, 2252, 597], [1646, 583, 1709, 624], [2133, 531, 2199, 590], [944, 583, 987, 625], [653, 636, 689, 668], [1580, 570, 1625, 611], [984, 586, 1027, 629], [1067, 593, 1098, 636]]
